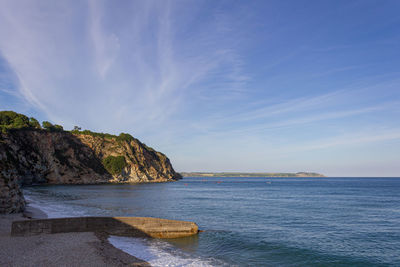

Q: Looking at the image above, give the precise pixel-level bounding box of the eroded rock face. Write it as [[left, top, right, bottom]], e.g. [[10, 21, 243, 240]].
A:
[[1, 129, 181, 185], [0, 129, 181, 213], [0, 171, 25, 213], [0, 143, 25, 213], [76, 134, 181, 183]]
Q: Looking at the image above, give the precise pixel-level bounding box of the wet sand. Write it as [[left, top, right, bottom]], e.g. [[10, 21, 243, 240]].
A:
[[0, 207, 149, 267]]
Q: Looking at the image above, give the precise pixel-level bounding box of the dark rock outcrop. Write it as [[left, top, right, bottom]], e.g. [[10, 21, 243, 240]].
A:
[[0, 170, 25, 214]]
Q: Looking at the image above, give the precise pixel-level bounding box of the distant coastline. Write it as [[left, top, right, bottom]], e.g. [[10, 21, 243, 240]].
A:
[[180, 172, 325, 178]]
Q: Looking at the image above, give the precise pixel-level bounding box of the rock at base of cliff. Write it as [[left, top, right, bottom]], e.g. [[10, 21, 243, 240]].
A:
[[0, 171, 25, 214]]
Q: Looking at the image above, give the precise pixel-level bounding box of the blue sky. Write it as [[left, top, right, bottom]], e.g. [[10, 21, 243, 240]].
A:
[[0, 0, 399, 176]]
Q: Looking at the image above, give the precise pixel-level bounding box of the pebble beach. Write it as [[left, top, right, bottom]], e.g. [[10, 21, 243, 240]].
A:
[[0, 206, 149, 267]]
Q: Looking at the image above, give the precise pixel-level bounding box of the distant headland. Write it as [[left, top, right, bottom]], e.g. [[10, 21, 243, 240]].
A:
[[180, 172, 326, 177]]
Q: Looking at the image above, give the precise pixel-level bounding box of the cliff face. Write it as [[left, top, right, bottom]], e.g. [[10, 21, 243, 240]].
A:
[[1, 129, 181, 185], [75, 133, 180, 183], [0, 129, 181, 213]]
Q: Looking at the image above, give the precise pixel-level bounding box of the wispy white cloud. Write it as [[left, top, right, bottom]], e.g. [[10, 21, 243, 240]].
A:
[[184, 85, 399, 138], [88, 0, 120, 78], [1, 1, 399, 176], [240, 102, 398, 133], [0, 0, 248, 134], [274, 128, 400, 156], [309, 64, 367, 78]]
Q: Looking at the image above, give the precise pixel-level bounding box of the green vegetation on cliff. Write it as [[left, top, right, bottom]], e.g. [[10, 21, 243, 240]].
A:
[[102, 156, 127, 175], [28, 117, 41, 129], [0, 111, 161, 152], [0, 111, 64, 133], [0, 111, 41, 132], [70, 129, 136, 143], [42, 121, 64, 132], [70, 129, 116, 139], [117, 132, 135, 143]]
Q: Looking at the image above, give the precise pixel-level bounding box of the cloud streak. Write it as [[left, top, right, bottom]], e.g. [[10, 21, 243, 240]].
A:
[[0, 0, 249, 133], [88, 0, 120, 78], [0, 1, 399, 176]]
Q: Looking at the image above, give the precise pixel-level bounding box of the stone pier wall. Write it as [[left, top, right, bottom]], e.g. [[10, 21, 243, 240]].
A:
[[11, 217, 199, 239]]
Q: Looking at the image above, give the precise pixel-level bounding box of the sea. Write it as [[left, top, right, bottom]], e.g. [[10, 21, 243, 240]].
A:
[[23, 177, 400, 267]]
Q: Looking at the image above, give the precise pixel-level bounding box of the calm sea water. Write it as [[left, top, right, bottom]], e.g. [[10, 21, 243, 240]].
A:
[[24, 177, 400, 266]]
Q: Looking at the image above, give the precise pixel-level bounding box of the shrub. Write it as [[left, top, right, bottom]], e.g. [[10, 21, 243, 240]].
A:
[[72, 129, 116, 139], [42, 121, 54, 130], [116, 133, 135, 143], [54, 124, 64, 131], [29, 117, 41, 129], [42, 121, 64, 132], [0, 111, 31, 131], [102, 156, 126, 175]]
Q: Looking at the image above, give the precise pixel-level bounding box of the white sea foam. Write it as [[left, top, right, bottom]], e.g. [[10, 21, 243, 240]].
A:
[[109, 236, 219, 267], [24, 191, 88, 218], [29, 201, 87, 218], [24, 190, 224, 266]]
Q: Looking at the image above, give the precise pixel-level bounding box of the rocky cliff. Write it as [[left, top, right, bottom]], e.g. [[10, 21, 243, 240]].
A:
[[0, 111, 181, 213]]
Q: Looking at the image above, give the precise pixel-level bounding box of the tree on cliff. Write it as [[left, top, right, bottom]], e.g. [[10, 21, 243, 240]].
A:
[[42, 121, 54, 130], [42, 121, 64, 132], [0, 111, 32, 132], [29, 117, 41, 129], [54, 124, 64, 131]]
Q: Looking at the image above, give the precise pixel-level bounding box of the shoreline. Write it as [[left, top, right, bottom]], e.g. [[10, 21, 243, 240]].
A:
[[0, 204, 150, 266]]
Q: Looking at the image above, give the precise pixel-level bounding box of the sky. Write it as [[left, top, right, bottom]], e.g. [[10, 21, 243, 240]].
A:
[[0, 0, 399, 176]]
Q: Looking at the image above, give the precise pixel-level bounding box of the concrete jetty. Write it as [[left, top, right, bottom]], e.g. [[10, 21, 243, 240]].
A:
[[11, 217, 199, 238]]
